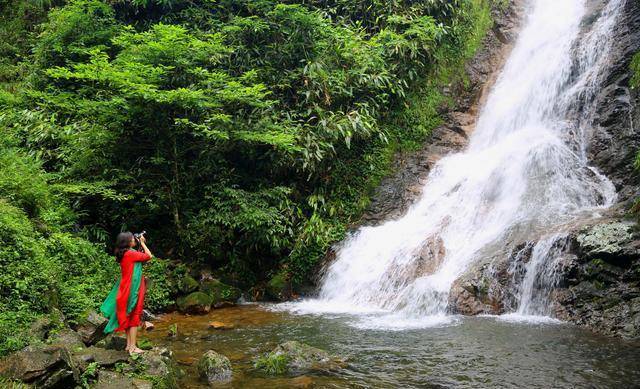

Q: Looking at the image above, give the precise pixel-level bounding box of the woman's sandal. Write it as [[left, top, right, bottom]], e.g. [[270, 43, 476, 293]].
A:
[[129, 347, 145, 355]]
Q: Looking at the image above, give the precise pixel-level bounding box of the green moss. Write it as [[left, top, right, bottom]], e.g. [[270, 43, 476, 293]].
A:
[[631, 51, 640, 89], [178, 275, 199, 294], [176, 292, 212, 313], [266, 271, 289, 300], [200, 279, 241, 304]]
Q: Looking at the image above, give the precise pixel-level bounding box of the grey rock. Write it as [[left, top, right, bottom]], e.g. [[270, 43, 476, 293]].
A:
[[0, 345, 78, 387], [48, 329, 85, 351], [197, 350, 232, 383], [95, 334, 128, 351], [73, 346, 129, 367], [141, 309, 159, 322], [576, 221, 639, 261], [120, 348, 179, 388], [75, 310, 108, 346]]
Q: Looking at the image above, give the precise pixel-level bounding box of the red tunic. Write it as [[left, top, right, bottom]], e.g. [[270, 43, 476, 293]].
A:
[[115, 250, 151, 331]]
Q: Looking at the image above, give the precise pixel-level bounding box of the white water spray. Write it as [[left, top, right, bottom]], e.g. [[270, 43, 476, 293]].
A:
[[289, 0, 622, 327]]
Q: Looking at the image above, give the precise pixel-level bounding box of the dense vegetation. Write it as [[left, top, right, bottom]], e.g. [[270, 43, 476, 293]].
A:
[[0, 0, 495, 355]]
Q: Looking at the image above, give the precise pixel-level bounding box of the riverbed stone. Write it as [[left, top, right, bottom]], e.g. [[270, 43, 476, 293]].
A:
[[177, 292, 213, 314], [255, 341, 344, 375], [197, 350, 232, 383], [209, 321, 234, 330]]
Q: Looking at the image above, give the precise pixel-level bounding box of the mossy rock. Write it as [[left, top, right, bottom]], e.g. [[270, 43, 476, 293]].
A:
[[197, 350, 232, 383], [176, 292, 212, 314], [254, 341, 344, 376], [177, 275, 199, 294], [200, 279, 241, 307], [265, 272, 291, 301], [120, 348, 179, 388], [576, 222, 636, 262]]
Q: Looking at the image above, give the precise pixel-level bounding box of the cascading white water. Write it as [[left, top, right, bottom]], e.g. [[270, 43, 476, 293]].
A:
[[289, 0, 622, 328]]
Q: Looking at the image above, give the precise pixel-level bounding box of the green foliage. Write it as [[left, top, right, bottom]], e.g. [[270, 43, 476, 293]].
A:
[[144, 258, 175, 311], [631, 52, 640, 90], [0, 0, 495, 355], [80, 361, 99, 388], [255, 353, 290, 375]]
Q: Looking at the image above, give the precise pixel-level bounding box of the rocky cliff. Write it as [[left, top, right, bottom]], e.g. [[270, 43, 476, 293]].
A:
[[449, 0, 640, 338]]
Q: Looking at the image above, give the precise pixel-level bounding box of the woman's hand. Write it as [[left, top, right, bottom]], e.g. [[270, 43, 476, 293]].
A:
[[139, 236, 153, 258]]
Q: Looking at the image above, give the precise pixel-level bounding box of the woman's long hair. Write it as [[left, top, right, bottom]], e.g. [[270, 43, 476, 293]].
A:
[[114, 232, 134, 263]]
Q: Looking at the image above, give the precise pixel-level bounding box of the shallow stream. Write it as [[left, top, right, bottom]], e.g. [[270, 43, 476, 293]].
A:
[[144, 305, 640, 388]]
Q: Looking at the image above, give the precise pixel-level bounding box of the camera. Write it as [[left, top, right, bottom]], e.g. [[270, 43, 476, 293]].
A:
[[134, 231, 146, 241]]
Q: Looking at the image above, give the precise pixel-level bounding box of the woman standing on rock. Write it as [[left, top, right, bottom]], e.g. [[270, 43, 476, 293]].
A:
[[100, 232, 153, 355]]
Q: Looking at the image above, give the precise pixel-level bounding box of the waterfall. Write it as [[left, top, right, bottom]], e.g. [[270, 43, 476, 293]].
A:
[[289, 0, 622, 328]]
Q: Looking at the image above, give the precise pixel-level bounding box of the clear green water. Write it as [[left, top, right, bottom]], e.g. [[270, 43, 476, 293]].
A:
[[143, 305, 640, 388]]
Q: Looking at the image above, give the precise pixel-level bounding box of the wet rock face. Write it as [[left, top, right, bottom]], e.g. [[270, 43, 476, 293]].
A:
[[588, 0, 640, 202], [449, 218, 640, 338], [448, 245, 523, 316], [553, 220, 640, 338]]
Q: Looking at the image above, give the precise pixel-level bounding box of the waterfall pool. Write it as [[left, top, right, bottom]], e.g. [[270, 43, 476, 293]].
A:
[[143, 305, 640, 388]]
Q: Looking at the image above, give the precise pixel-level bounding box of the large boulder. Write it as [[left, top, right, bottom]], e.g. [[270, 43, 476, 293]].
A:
[[197, 350, 232, 384], [0, 345, 78, 388], [200, 279, 241, 308], [178, 275, 199, 294], [176, 292, 212, 314], [75, 310, 108, 345], [255, 341, 344, 375]]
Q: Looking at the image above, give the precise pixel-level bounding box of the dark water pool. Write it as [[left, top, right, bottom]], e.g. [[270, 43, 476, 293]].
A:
[[142, 305, 640, 388]]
